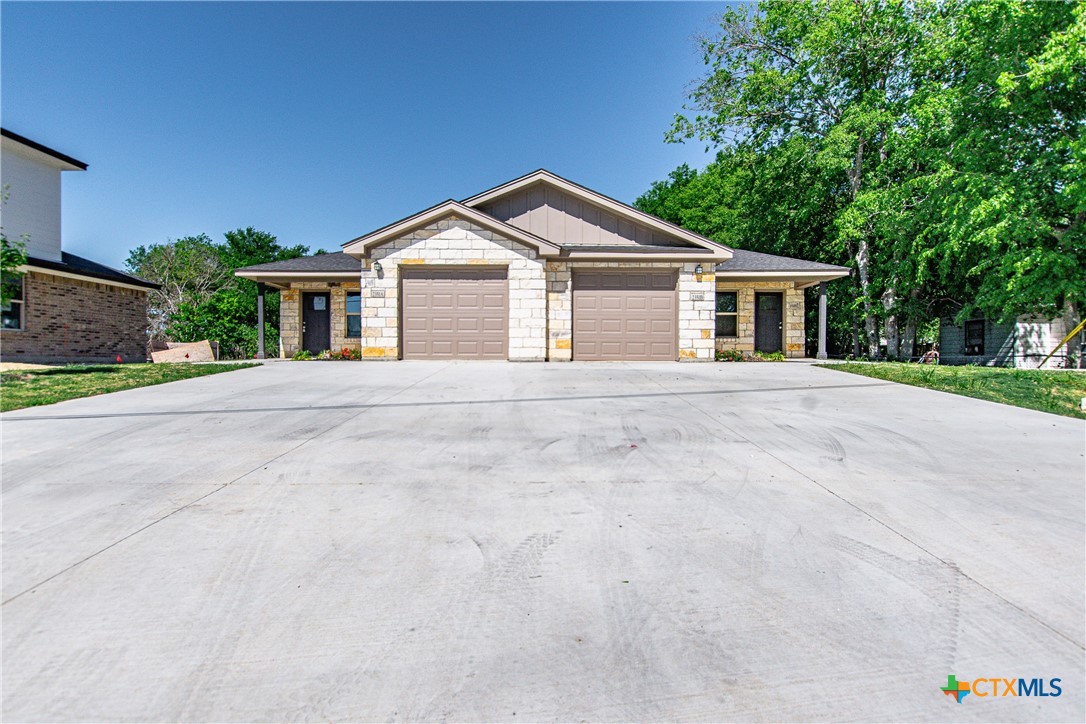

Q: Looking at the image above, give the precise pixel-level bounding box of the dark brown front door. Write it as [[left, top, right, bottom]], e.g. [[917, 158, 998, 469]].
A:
[[302, 292, 331, 354], [754, 292, 783, 353]]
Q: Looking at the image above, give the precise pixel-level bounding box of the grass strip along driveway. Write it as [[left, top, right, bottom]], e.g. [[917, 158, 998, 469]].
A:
[[822, 362, 1086, 419], [0, 363, 258, 412]]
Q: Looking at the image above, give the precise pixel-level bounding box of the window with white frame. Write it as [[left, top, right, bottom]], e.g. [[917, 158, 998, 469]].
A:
[[716, 291, 738, 337], [346, 291, 361, 337], [1, 273, 25, 331]]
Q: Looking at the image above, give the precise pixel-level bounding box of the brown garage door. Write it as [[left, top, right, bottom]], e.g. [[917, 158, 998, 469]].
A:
[[401, 267, 508, 359], [572, 270, 677, 361]]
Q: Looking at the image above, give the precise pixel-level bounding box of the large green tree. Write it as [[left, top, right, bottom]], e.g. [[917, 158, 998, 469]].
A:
[[653, 0, 1084, 359], [126, 228, 311, 358]]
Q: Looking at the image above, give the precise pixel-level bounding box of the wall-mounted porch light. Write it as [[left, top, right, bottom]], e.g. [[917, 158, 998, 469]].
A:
[[372, 261, 383, 274], [694, 264, 704, 275]]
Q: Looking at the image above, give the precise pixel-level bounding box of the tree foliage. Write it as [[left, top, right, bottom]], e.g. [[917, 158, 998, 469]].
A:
[[647, 0, 1084, 359], [126, 228, 311, 359], [1, 186, 28, 306]]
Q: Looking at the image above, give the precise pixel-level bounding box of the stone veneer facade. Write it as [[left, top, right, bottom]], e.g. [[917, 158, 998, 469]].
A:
[[275, 216, 725, 362], [0, 270, 150, 362], [279, 282, 362, 358], [714, 281, 806, 358]]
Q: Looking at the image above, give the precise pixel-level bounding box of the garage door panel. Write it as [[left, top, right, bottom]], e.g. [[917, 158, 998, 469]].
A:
[[401, 268, 509, 359], [572, 270, 677, 361], [650, 296, 674, 311], [649, 319, 673, 333]]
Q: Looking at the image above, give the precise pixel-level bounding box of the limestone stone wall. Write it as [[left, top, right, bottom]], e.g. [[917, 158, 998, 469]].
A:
[[278, 282, 362, 358], [545, 261, 716, 361], [359, 217, 547, 360], [714, 281, 806, 358]]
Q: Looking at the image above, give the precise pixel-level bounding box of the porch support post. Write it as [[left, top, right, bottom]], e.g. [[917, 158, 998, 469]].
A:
[[256, 282, 266, 360], [817, 281, 828, 360]]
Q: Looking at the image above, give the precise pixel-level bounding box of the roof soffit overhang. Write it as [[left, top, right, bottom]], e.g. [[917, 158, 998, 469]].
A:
[[1, 130, 88, 171], [461, 169, 733, 261], [715, 269, 851, 289], [340, 200, 562, 259]]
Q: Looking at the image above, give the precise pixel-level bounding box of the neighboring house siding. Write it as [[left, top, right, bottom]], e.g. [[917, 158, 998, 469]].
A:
[[939, 316, 1071, 368], [0, 271, 149, 362], [714, 281, 806, 358], [0, 144, 63, 262], [480, 182, 686, 247], [939, 318, 1014, 366]]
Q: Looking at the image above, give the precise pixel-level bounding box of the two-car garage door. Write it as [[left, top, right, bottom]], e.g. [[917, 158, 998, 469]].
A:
[[572, 271, 677, 361], [400, 267, 678, 361]]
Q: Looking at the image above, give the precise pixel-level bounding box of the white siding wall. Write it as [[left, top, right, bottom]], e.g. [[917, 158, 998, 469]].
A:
[[0, 142, 64, 262]]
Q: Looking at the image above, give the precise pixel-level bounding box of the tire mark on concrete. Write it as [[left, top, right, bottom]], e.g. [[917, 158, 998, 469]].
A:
[[1, 364, 453, 607], [634, 368, 1085, 653]]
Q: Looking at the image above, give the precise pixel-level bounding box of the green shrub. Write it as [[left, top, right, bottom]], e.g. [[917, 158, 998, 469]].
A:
[[291, 350, 313, 361], [716, 349, 745, 362]]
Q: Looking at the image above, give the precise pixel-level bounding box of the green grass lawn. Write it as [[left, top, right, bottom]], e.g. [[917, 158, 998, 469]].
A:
[[0, 363, 259, 412], [821, 362, 1086, 419]]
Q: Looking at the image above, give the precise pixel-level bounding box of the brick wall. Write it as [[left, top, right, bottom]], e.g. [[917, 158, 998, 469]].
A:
[[0, 271, 150, 362]]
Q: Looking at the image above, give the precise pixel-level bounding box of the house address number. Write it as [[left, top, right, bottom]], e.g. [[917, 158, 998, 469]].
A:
[[371, 289, 385, 298], [691, 292, 705, 301]]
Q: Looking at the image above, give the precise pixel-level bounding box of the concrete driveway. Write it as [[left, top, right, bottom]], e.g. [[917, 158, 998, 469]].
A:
[[2, 361, 1083, 722]]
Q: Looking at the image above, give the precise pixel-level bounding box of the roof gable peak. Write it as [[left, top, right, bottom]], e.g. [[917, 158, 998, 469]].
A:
[[463, 169, 731, 259]]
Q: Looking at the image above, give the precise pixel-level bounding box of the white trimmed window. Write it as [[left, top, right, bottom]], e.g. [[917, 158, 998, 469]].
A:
[[1, 273, 25, 331]]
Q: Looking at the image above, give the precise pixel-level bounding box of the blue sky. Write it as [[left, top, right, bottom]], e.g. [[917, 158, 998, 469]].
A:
[[2, 1, 722, 267]]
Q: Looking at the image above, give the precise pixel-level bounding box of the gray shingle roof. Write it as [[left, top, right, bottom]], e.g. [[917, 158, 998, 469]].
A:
[[28, 252, 159, 289], [235, 247, 848, 275], [236, 252, 361, 273], [717, 249, 849, 273]]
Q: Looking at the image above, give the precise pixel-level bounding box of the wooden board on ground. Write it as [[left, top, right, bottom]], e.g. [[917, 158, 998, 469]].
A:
[[151, 341, 216, 364]]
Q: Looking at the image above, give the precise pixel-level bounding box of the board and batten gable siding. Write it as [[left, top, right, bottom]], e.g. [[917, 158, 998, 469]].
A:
[[479, 182, 688, 248]]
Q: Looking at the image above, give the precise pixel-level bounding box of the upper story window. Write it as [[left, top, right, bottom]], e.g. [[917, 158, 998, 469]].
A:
[[964, 319, 985, 355], [1, 273, 25, 331], [716, 291, 738, 337], [345, 291, 361, 338]]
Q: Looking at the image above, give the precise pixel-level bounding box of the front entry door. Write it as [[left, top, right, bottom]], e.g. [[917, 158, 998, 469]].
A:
[[302, 292, 331, 354], [754, 292, 783, 353]]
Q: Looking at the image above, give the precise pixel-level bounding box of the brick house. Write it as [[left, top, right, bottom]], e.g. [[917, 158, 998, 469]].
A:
[[237, 170, 849, 361], [1, 129, 158, 362]]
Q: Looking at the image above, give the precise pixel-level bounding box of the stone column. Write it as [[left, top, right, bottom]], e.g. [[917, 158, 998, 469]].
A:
[[817, 281, 828, 360], [256, 282, 266, 359]]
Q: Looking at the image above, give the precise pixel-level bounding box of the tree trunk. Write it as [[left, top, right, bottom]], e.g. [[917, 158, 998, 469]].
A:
[[902, 318, 917, 360], [882, 287, 898, 360], [902, 288, 920, 360], [851, 317, 861, 357], [856, 239, 879, 358], [847, 136, 880, 359]]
